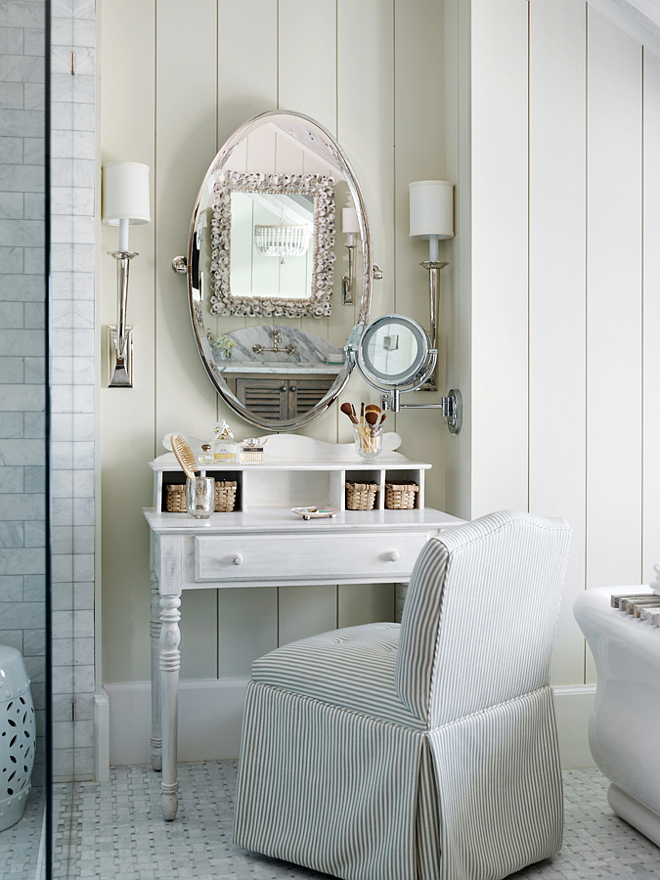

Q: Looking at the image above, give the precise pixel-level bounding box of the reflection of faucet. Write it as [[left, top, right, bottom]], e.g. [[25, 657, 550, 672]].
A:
[[253, 328, 298, 357]]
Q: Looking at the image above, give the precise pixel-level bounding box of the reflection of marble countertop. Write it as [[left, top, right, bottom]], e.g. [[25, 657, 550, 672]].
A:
[[217, 361, 343, 375]]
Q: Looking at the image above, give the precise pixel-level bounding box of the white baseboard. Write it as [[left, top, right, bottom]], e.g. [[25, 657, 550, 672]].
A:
[[104, 678, 249, 766], [103, 679, 596, 769], [553, 684, 596, 769]]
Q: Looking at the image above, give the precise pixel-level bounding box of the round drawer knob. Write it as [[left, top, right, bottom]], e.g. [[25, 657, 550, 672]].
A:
[[232, 553, 243, 566], [385, 550, 399, 563], [290, 386, 297, 392]]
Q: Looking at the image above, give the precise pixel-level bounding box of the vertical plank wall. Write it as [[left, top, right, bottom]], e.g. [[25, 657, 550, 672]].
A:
[[98, 2, 447, 694], [467, 0, 660, 688]]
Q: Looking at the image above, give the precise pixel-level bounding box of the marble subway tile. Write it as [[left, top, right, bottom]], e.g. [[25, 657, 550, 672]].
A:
[[0, 327, 43, 356], [23, 410, 43, 438], [72, 747, 94, 780], [0, 521, 24, 548], [23, 574, 45, 602], [0, 273, 43, 300], [23, 519, 44, 547], [71, 46, 94, 76], [0, 466, 24, 493], [0, 438, 44, 466], [0, 546, 45, 575], [23, 245, 44, 274], [72, 468, 93, 498], [72, 497, 93, 526], [52, 720, 74, 750], [71, 157, 93, 189], [72, 73, 93, 104], [72, 272, 93, 299], [51, 72, 73, 104], [0, 245, 23, 273], [51, 156, 73, 187], [51, 610, 73, 641], [50, 382, 73, 412], [0, 217, 43, 246], [0, 600, 44, 630], [51, 524, 73, 555], [0, 574, 23, 600], [51, 100, 72, 130], [72, 101, 93, 132], [51, 243, 73, 272], [50, 299, 73, 328], [72, 663, 93, 693], [51, 212, 74, 244], [23, 136, 44, 165], [51, 355, 73, 385], [72, 17, 94, 47], [72, 186, 93, 215], [51, 497, 73, 526], [0, 412, 23, 437], [0, 493, 43, 519], [0, 136, 23, 163], [23, 355, 45, 383], [51, 439, 73, 469], [23, 302, 44, 328], [0, 81, 24, 109], [0, 384, 43, 410], [72, 552, 93, 582], [0, 301, 23, 327], [72, 609, 93, 639], [5, 2, 45, 29], [72, 413, 93, 441], [23, 464, 45, 493], [0, 355, 24, 382], [50, 327, 73, 355], [52, 664, 73, 695], [51, 131, 73, 159], [22, 627, 44, 656], [50, 15, 73, 47], [50, 412, 73, 442], [71, 211, 94, 243], [23, 28, 45, 57], [0, 629, 22, 651], [71, 356, 92, 383], [23, 81, 45, 111], [72, 580, 93, 610], [0, 110, 44, 140], [0, 27, 24, 55], [71, 300, 93, 328], [0, 54, 44, 84], [24, 653, 44, 682], [0, 191, 24, 219], [73, 638, 93, 667], [50, 467, 73, 500], [51, 580, 72, 611], [72, 242, 93, 272], [72, 440, 93, 469], [23, 192, 44, 220]]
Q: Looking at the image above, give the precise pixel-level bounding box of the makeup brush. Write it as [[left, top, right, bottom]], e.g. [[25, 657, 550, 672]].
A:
[[365, 404, 381, 416], [365, 410, 381, 438], [171, 434, 200, 479], [360, 402, 365, 425], [340, 402, 359, 425]]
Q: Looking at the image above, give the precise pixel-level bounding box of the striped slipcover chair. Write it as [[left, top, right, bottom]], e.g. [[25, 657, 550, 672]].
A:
[[233, 510, 571, 880]]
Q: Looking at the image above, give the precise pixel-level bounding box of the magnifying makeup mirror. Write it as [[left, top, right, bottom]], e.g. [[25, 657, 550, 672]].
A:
[[354, 313, 462, 434], [356, 314, 435, 392]]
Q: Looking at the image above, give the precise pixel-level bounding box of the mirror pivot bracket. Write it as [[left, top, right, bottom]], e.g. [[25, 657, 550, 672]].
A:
[[172, 255, 188, 274], [380, 387, 462, 434]]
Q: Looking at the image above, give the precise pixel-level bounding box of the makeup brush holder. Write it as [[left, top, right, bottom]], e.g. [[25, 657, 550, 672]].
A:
[[185, 476, 215, 518], [354, 425, 382, 461]]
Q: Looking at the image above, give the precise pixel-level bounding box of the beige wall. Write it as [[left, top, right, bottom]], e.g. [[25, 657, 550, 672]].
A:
[[446, 0, 660, 687], [98, 0, 447, 686]]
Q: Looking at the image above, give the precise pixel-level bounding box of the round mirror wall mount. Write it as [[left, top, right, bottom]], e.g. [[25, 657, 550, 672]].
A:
[[180, 110, 375, 431]]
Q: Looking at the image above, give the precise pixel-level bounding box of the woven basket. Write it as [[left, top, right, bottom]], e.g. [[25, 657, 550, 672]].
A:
[[345, 480, 379, 511], [165, 481, 238, 513], [385, 481, 419, 510]]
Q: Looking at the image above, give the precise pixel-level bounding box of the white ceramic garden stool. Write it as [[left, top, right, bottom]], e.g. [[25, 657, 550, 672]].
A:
[[0, 645, 36, 832]]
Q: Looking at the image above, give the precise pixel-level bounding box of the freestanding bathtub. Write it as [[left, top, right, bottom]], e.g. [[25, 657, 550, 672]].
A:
[[574, 585, 660, 847]]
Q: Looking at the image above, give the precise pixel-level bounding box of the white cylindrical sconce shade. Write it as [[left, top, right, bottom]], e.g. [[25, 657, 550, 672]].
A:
[[342, 205, 360, 235], [102, 162, 151, 226], [409, 180, 454, 240]]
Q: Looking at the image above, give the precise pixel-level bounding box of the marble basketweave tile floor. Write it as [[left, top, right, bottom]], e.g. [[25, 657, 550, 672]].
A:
[[44, 764, 659, 880], [0, 787, 45, 880]]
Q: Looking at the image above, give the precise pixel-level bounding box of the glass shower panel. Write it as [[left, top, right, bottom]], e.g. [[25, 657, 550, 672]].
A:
[[0, 0, 49, 878]]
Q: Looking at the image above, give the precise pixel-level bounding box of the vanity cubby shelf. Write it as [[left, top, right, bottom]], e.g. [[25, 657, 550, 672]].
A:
[[151, 458, 429, 514]]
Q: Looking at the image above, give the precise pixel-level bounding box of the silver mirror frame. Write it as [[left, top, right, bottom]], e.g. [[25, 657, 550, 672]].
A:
[[356, 314, 436, 394], [186, 110, 374, 431]]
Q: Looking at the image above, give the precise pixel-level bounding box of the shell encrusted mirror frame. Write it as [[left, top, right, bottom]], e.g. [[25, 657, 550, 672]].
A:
[[209, 171, 336, 319]]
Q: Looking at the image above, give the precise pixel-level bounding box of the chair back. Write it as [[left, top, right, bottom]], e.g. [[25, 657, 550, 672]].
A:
[[395, 510, 571, 727]]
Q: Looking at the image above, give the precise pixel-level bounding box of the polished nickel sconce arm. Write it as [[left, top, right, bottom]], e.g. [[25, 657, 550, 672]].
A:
[[107, 250, 137, 387]]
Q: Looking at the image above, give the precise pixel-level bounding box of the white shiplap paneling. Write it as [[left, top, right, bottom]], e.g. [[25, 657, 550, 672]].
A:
[[528, 0, 587, 685]]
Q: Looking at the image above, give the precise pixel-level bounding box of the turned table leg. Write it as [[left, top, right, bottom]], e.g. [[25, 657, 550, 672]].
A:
[[150, 571, 162, 772], [160, 593, 181, 820]]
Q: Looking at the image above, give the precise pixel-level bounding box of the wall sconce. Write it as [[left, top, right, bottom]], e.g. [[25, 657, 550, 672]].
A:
[[409, 179, 454, 356], [341, 199, 360, 304], [102, 161, 151, 388]]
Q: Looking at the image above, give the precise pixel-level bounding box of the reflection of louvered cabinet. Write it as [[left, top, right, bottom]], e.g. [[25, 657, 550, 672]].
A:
[[233, 376, 334, 421]]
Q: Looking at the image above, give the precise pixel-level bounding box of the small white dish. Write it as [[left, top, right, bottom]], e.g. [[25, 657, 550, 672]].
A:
[[291, 506, 338, 521]]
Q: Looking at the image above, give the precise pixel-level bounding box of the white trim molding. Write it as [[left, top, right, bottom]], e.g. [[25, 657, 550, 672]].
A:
[[589, 0, 660, 57], [102, 678, 596, 770]]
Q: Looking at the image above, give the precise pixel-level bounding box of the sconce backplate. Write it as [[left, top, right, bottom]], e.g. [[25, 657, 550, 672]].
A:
[[107, 325, 133, 388]]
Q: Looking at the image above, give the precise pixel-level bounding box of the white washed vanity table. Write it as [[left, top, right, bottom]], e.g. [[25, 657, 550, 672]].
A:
[[143, 434, 463, 820]]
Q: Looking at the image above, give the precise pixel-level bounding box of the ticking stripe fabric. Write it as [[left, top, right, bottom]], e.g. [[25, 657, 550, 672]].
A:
[[234, 511, 572, 880]]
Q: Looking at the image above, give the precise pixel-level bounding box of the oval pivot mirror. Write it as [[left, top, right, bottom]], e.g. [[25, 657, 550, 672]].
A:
[[356, 314, 435, 392]]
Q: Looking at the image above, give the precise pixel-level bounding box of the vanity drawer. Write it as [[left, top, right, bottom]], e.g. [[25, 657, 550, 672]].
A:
[[193, 531, 432, 583]]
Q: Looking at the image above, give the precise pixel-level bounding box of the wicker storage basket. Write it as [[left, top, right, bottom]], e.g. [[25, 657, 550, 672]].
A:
[[385, 480, 419, 510], [165, 481, 237, 513], [345, 480, 379, 511]]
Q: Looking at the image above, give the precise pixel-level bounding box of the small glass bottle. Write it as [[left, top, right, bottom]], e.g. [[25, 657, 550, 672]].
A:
[[211, 420, 237, 463], [197, 444, 214, 467]]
